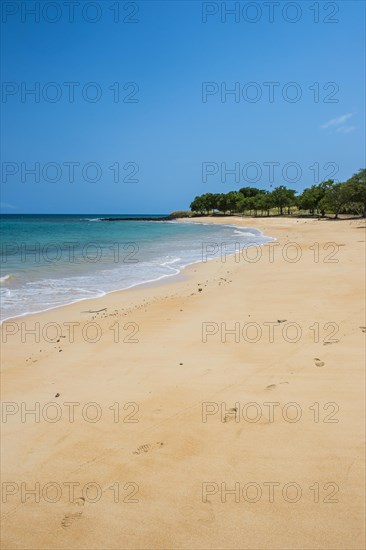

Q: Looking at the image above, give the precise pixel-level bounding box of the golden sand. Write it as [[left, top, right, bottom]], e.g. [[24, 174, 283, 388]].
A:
[[1, 217, 365, 549]]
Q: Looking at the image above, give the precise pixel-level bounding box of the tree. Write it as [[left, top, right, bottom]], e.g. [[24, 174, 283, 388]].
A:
[[343, 169, 366, 217], [244, 196, 257, 216], [236, 195, 248, 215], [254, 191, 274, 216], [239, 187, 265, 198], [201, 193, 215, 214], [298, 180, 334, 216], [189, 169, 365, 219], [225, 191, 241, 214], [271, 186, 296, 215], [316, 180, 335, 216], [238, 188, 270, 216], [211, 193, 222, 212], [190, 196, 206, 214], [217, 193, 229, 214], [298, 186, 318, 215], [318, 182, 351, 219]]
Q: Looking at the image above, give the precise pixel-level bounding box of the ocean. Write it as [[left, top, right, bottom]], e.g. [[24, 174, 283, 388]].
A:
[[0, 215, 273, 321]]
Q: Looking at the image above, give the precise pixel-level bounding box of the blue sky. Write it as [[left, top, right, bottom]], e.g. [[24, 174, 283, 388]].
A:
[[1, 0, 365, 214]]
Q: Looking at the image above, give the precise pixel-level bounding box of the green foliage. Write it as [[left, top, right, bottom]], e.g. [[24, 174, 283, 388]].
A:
[[271, 185, 296, 215], [239, 187, 265, 198], [319, 182, 352, 219], [343, 169, 366, 216], [253, 191, 274, 215], [190, 196, 206, 213], [189, 170, 366, 218]]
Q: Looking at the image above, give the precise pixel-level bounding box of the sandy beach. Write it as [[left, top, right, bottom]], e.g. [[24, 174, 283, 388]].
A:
[[1, 216, 365, 550]]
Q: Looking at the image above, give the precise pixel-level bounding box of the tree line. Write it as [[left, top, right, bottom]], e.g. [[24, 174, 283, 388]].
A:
[[190, 169, 366, 218]]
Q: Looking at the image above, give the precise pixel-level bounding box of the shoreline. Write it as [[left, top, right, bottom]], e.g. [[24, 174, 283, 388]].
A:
[[1, 216, 365, 549], [0, 219, 274, 324]]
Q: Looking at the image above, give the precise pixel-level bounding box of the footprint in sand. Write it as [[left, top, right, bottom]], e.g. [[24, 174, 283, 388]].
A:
[[360, 326, 366, 333], [314, 358, 325, 367], [265, 384, 277, 390], [61, 497, 85, 529], [133, 442, 164, 455], [223, 407, 237, 423], [323, 340, 339, 345]]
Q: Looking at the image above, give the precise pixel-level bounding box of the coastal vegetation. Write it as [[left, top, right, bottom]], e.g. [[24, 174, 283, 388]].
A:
[[189, 168, 366, 218]]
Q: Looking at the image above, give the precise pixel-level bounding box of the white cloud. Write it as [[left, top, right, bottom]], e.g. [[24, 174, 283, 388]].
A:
[[321, 113, 353, 129], [0, 202, 17, 209], [336, 125, 356, 134]]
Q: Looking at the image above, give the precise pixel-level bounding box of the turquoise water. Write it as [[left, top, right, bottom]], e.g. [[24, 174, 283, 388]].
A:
[[0, 215, 273, 320]]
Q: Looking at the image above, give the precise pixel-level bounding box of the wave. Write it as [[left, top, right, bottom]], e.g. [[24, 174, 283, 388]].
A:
[[232, 230, 257, 237], [0, 274, 15, 284], [0, 221, 275, 321]]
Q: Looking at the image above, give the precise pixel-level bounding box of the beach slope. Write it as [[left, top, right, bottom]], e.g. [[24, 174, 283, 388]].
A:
[[1, 217, 365, 549]]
